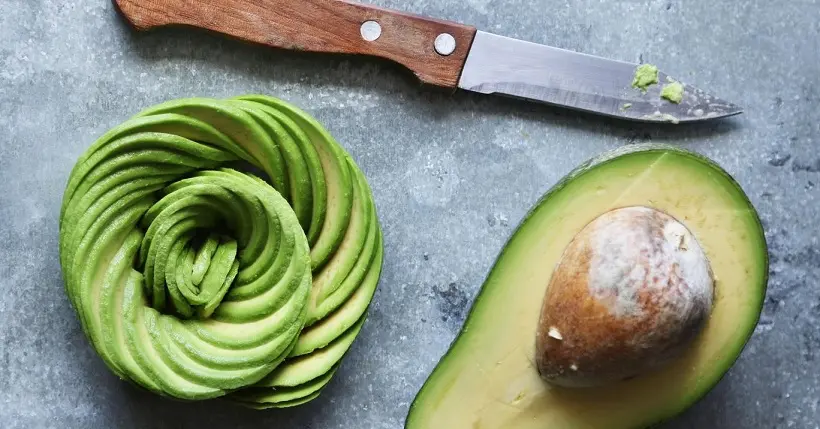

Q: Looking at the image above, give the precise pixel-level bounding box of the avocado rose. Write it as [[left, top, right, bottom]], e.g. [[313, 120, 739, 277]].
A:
[[59, 95, 384, 408]]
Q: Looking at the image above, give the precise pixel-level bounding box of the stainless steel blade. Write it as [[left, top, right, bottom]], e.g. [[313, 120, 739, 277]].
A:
[[458, 31, 742, 123]]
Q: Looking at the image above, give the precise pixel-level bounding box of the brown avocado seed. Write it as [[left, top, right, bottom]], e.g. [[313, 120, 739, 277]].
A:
[[535, 206, 714, 388]]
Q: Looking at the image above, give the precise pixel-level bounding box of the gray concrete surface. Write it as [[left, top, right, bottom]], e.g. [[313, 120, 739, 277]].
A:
[[1, 0, 819, 428]]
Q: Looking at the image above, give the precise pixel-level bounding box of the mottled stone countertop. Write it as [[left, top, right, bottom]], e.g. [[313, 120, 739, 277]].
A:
[[1, 0, 818, 428]]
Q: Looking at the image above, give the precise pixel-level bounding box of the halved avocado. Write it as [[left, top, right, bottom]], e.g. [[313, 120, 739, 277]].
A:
[[405, 144, 768, 429]]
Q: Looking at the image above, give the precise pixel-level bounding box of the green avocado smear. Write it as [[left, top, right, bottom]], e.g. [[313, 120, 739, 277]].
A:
[[661, 80, 685, 103], [59, 95, 384, 408], [631, 64, 659, 91]]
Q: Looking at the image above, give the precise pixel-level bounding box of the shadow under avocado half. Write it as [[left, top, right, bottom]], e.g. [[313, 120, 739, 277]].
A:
[[405, 143, 768, 429]]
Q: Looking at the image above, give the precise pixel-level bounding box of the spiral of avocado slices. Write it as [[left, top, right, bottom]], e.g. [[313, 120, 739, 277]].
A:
[[59, 95, 384, 408]]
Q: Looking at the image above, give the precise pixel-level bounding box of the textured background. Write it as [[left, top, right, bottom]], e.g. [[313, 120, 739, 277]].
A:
[[1, 0, 819, 428]]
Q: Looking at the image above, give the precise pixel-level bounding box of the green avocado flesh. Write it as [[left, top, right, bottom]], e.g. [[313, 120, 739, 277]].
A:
[[59, 95, 383, 408], [661, 80, 685, 103], [405, 144, 768, 429], [632, 64, 659, 91]]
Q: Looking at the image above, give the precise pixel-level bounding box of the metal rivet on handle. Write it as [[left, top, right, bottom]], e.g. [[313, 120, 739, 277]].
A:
[[434, 33, 456, 56], [360, 21, 382, 42]]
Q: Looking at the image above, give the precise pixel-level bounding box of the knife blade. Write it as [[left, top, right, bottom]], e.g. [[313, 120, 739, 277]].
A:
[[114, 0, 741, 123], [460, 31, 742, 123]]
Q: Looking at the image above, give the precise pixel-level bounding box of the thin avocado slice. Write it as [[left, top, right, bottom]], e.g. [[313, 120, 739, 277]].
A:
[[232, 389, 324, 410], [230, 362, 340, 406], [292, 227, 383, 356], [98, 229, 150, 380], [305, 159, 376, 325], [229, 98, 327, 246], [234, 94, 354, 271], [60, 113, 240, 219], [133, 98, 288, 193], [405, 144, 768, 429], [256, 311, 368, 388], [228, 99, 322, 231]]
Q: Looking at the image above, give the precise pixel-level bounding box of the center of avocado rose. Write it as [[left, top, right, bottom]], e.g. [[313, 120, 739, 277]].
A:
[[136, 179, 250, 321], [535, 206, 715, 388], [170, 232, 239, 318]]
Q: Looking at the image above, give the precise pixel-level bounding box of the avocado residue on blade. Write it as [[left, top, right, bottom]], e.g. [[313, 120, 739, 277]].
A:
[[632, 64, 659, 91], [642, 111, 680, 124], [661, 80, 685, 103]]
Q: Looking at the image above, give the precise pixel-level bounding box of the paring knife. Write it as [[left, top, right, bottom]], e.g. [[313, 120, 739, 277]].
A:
[[114, 0, 742, 123]]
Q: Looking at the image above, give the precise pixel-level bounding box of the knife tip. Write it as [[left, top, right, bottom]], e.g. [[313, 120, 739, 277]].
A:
[[652, 73, 744, 123]]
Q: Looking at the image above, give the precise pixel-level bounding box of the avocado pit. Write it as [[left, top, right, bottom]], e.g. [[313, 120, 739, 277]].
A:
[[535, 206, 714, 388]]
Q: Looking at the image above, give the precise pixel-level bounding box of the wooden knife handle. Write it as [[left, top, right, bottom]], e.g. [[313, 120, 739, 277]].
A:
[[114, 0, 477, 88]]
